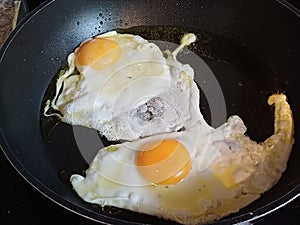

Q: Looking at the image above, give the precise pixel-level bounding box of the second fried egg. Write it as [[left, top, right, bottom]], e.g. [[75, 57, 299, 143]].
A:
[[70, 94, 294, 225]]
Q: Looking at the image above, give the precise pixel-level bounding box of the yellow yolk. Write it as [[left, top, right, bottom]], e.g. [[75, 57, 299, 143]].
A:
[[75, 38, 121, 70], [136, 140, 191, 185]]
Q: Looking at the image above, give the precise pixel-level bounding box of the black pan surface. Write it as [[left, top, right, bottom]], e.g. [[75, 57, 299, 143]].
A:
[[0, 0, 299, 224]]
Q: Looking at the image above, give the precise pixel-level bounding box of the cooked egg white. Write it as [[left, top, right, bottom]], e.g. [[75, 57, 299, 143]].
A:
[[70, 94, 294, 225], [44, 32, 201, 141]]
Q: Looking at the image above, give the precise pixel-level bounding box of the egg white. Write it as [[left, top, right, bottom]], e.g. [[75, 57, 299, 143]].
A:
[[70, 93, 294, 225], [44, 32, 201, 141], [43, 31, 295, 224], [70, 113, 257, 225]]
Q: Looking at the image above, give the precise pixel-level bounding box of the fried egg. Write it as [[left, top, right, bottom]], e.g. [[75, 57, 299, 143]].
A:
[[44, 32, 200, 141], [70, 94, 294, 225]]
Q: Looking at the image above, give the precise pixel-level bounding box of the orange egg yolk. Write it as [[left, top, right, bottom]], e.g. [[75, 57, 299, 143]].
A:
[[136, 139, 191, 185], [75, 38, 121, 70]]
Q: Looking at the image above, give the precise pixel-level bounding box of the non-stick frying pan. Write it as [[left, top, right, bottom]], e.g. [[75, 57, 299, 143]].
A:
[[0, 0, 299, 224]]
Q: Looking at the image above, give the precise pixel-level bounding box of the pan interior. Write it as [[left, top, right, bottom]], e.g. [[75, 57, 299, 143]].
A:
[[40, 25, 289, 224], [1, 0, 299, 224]]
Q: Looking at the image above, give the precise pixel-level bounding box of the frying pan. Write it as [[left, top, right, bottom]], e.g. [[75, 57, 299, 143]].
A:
[[0, 0, 299, 224]]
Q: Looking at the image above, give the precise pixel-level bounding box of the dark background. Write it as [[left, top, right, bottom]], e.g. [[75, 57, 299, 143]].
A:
[[0, 0, 299, 224]]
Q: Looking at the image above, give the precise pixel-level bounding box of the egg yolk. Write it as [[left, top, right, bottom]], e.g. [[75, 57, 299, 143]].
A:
[[75, 38, 121, 70], [136, 140, 191, 185]]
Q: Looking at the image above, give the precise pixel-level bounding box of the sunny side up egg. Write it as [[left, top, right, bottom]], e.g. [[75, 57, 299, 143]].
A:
[[71, 94, 294, 225], [44, 31, 201, 141]]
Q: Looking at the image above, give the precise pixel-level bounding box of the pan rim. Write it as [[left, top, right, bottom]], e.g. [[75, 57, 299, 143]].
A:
[[0, 0, 54, 62], [0, 0, 299, 224]]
